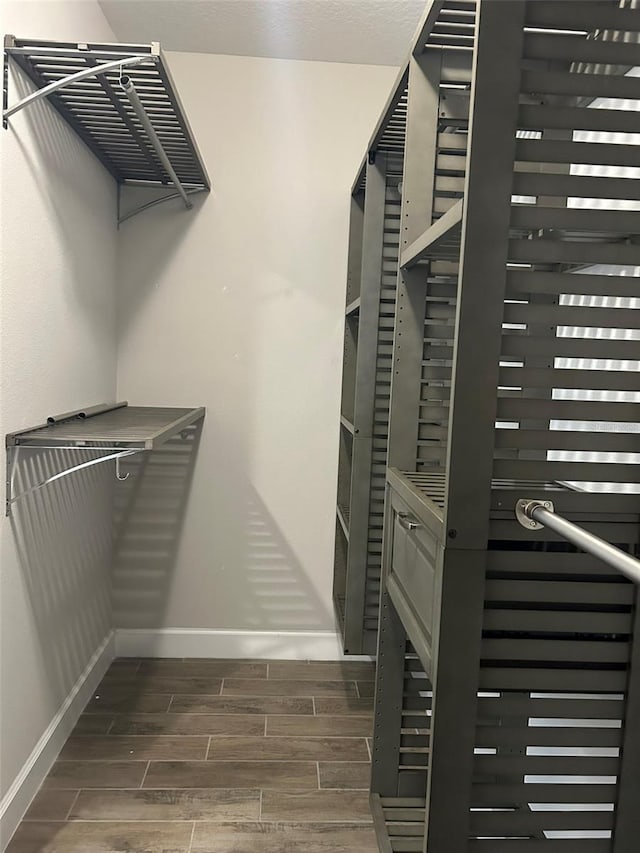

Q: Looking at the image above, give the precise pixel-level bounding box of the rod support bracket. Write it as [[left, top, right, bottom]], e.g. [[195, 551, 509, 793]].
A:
[[515, 498, 554, 530]]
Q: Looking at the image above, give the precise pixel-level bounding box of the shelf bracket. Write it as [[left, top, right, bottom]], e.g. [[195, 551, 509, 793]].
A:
[[5, 446, 142, 517], [118, 185, 207, 226]]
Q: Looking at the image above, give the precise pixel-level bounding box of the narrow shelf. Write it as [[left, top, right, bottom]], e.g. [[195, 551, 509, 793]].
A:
[[346, 297, 361, 316], [401, 198, 463, 269], [336, 504, 350, 540], [6, 402, 205, 515], [7, 403, 205, 450], [340, 415, 355, 435]]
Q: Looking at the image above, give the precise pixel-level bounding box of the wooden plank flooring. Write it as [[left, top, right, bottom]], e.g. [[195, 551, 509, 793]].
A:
[[8, 658, 377, 852]]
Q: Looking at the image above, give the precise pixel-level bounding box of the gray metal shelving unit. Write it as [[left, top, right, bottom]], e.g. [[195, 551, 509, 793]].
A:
[[333, 74, 408, 655], [3, 36, 210, 223], [369, 1, 640, 851]]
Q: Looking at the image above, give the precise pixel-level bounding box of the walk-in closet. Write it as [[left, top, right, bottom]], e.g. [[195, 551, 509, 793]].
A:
[[2, 2, 639, 852]]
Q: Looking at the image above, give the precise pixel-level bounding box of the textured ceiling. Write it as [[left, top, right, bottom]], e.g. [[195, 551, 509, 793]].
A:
[[98, 0, 424, 66]]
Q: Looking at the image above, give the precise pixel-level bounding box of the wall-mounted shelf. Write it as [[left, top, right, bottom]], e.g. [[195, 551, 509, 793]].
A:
[[3, 36, 210, 223], [6, 402, 205, 515]]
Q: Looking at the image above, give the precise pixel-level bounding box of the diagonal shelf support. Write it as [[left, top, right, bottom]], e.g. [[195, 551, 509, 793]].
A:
[[401, 198, 464, 268]]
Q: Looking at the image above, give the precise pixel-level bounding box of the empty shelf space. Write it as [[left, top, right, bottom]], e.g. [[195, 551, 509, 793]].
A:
[[346, 297, 361, 316], [401, 199, 463, 269], [371, 794, 426, 853]]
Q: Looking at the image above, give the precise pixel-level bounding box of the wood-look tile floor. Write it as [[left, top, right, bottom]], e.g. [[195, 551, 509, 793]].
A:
[[8, 658, 378, 853]]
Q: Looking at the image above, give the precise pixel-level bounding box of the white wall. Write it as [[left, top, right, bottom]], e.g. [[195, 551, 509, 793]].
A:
[[116, 52, 396, 649], [0, 2, 118, 844]]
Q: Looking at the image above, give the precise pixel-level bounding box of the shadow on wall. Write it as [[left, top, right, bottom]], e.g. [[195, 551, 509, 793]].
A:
[[186, 415, 335, 635], [112, 416, 333, 638], [6, 68, 117, 310], [9, 449, 113, 703], [242, 484, 334, 633], [112, 422, 203, 628]]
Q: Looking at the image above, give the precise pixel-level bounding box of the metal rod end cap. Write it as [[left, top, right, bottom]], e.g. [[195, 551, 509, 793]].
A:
[[515, 498, 554, 530]]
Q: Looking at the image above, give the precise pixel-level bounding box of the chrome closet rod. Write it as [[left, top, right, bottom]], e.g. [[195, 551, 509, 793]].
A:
[[120, 74, 192, 209], [516, 498, 640, 586]]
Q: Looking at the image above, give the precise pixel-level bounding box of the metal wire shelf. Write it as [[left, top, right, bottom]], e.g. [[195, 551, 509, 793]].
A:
[[5, 402, 205, 515], [3, 36, 210, 223]]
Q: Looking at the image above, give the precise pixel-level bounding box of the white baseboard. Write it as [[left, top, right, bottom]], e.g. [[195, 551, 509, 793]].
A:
[[115, 628, 373, 661], [0, 632, 115, 852]]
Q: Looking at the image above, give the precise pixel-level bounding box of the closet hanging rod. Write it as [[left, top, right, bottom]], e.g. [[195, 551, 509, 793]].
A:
[[3, 54, 148, 121], [120, 73, 192, 209]]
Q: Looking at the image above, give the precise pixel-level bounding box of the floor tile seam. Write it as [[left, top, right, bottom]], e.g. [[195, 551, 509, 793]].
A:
[[38, 817, 376, 823], [139, 761, 151, 788], [146, 758, 332, 766], [108, 712, 276, 717], [56, 815, 268, 824], [187, 820, 196, 853], [316, 786, 371, 791], [200, 754, 371, 762], [140, 785, 323, 791], [219, 694, 358, 699], [224, 680, 361, 686], [43, 785, 149, 791], [258, 818, 375, 825], [145, 758, 364, 764], [66, 734, 212, 739], [63, 790, 82, 821], [39, 786, 265, 794], [52, 758, 371, 765], [260, 734, 372, 739], [169, 708, 316, 715], [51, 760, 150, 764]]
